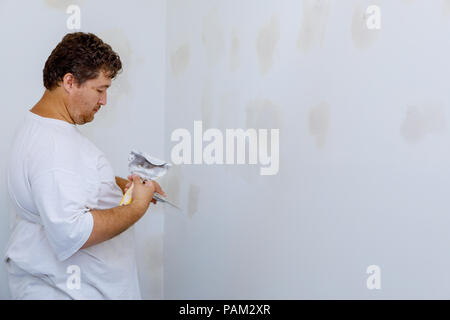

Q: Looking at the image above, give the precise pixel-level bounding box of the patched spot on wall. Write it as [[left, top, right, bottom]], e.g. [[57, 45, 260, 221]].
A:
[[230, 28, 240, 72], [443, 0, 450, 16], [256, 14, 280, 75], [202, 8, 225, 67], [308, 102, 330, 148], [44, 0, 84, 10], [400, 104, 446, 143], [87, 29, 133, 125], [297, 0, 331, 53], [98, 29, 133, 96], [187, 184, 200, 219], [201, 80, 213, 129], [351, 3, 380, 50], [227, 99, 283, 184], [246, 99, 282, 130], [144, 234, 163, 270], [170, 43, 190, 77], [217, 91, 242, 130], [165, 164, 183, 208], [138, 234, 163, 298]]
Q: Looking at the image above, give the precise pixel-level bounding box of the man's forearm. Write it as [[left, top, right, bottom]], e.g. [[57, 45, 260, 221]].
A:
[[80, 203, 145, 249]]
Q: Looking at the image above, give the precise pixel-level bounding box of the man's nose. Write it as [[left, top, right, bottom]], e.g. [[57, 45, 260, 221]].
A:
[[99, 92, 107, 106]]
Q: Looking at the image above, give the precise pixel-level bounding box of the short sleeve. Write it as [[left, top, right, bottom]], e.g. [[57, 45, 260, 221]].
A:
[[31, 169, 95, 261]]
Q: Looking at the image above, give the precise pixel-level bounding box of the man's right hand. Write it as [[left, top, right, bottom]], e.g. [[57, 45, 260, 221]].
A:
[[126, 174, 166, 213]]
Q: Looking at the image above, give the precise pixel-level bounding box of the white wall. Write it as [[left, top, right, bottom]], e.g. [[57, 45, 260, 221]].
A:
[[163, 0, 450, 299], [0, 0, 166, 299], [4, 0, 450, 300]]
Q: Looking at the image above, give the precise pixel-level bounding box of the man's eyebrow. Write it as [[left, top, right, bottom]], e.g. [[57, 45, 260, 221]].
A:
[[98, 84, 110, 89]]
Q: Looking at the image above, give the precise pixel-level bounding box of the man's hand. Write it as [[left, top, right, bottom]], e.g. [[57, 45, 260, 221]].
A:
[[124, 175, 166, 205]]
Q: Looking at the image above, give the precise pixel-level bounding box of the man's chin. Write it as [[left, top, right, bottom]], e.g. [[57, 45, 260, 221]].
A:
[[78, 115, 95, 125]]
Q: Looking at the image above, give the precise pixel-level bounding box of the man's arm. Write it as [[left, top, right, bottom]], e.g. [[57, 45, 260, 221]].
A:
[[81, 202, 146, 249], [81, 175, 162, 249]]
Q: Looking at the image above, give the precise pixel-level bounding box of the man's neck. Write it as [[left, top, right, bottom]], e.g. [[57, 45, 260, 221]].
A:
[[30, 89, 75, 124]]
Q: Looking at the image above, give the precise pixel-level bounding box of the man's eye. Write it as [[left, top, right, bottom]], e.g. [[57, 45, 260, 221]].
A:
[[97, 90, 104, 93]]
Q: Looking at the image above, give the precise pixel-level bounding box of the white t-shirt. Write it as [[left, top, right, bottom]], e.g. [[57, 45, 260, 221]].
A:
[[4, 111, 141, 299]]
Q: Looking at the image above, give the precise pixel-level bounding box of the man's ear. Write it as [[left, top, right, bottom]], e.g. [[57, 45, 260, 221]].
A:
[[62, 73, 77, 93]]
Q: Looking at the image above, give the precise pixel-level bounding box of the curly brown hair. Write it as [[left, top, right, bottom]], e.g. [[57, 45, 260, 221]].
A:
[[43, 32, 122, 90]]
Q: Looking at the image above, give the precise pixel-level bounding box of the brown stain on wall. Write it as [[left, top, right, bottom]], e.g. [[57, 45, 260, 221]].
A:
[[170, 43, 190, 77], [230, 28, 240, 72], [227, 99, 283, 184], [139, 234, 163, 296], [44, 0, 84, 10], [201, 80, 213, 129], [187, 184, 200, 219], [308, 102, 330, 148], [165, 164, 183, 207], [217, 92, 241, 130], [246, 99, 282, 130], [443, 0, 450, 16], [98, 29, 132, 92], [400, 104, 446, 143], [144, 234, 163, 269], [89, 29, 133, 126], [202, 8, 225, 67], [256, 14, 280, 75], [297, 0, 331, 53]]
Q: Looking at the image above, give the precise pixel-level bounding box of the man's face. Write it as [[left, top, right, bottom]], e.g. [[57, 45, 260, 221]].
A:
[[67, 71, 111, 125]]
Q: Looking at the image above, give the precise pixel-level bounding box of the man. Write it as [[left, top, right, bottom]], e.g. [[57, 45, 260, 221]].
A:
[[4, 32, 165, 299]]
